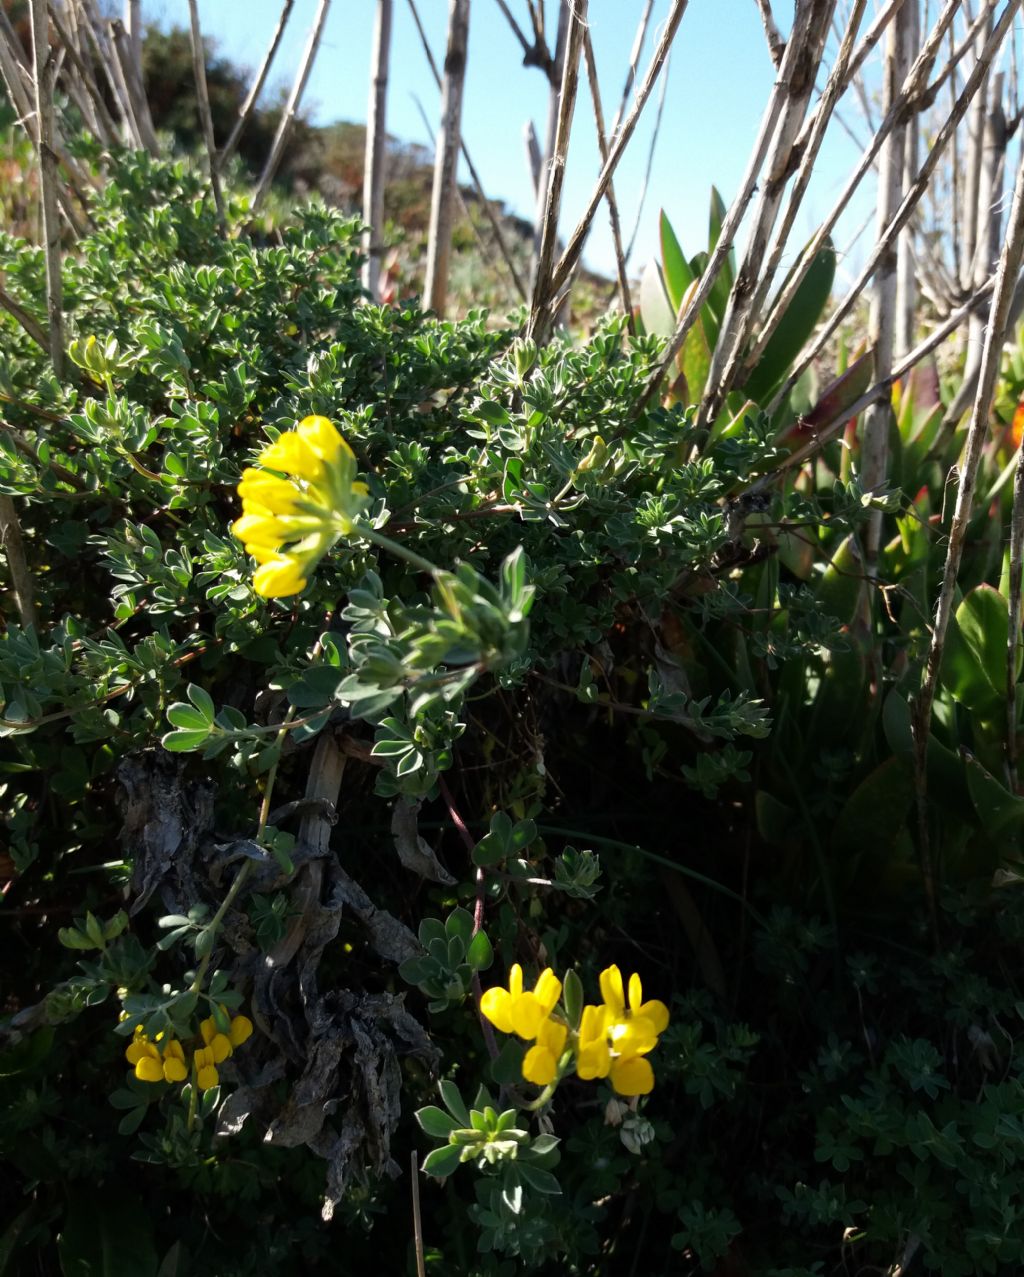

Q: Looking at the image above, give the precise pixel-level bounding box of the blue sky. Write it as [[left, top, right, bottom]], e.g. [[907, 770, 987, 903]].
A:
[[147, 0, 871, 284]]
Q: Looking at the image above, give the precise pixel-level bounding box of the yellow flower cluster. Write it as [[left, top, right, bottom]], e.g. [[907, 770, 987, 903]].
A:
[[232, 415, 369, 598], [124, 1012, 253, 1091], [480, 963, 669, 1097]]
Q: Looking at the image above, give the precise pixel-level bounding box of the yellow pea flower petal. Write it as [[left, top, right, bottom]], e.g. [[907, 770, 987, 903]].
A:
[[229, 1015, 254, 1047], [125, 1039, 154, 1065], [533, 968, 562, 1016], [298, 415, 348, 465], [509, 992, 549, 1041], [258, 432, 323, 482], [209, 1033, 233, 1064], [599, 965, 625, 1018], [637, 998, 670, 1035], [522, 1044, 558, 1086], [252, 558, 308, 598], [164, 1039, 185, 1062], [162, 1056, 188, 1083], [135, 1056, 164, 1083], [608, 1014, 658, 1057], [196, 1064, 219, 1090], [576, 1039, 611, 1080], [480, 986, 515, 1035], [609, 1055, 654, 1097]]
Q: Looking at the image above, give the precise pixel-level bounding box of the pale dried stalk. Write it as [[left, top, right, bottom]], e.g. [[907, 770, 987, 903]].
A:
[[610, 0, 655, 137], [960, 6, 993, 289], [637, 0, 820, 413], [545, 0, 689, 304], [187, 0, 226, 231], [0, 496, 36, 630], [110, 16, 157, 152], [746, 0, 962, 377], [218, 0, 295, 170], [73, 0, 138, 146], [532, 0, 569, 267], [698, 0, 837, 429], [0, 11, 91, 228], [30, 0, 63, 378], [528, 0, 587, 338], [362, 0, 393, 299], [407, 0, 526, 300], [494, 0, 534, 61], [862, 0, 915, 558], [423, 0, 470, 316], [768, 0, 1019, 413], [524, 118, 541, 196], [47, 1, 118, 145], [895, 1, 921, 355], [1007, 440, 1024, 779], [912, 139, 1024, 922], [582, 27, 633, 330], [755, 0, 787, 67], [252, 0, 331, 214], [622, 36, 671, 263], [705, 0, 867, 418], [124, 0, 141, 65]]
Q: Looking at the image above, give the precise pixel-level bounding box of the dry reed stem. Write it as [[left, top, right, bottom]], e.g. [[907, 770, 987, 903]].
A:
[[705, 0, 867, 420], [636, 0, 818, 416], [362, 0, 392, 300], [29, 0, 63, 378], [528, 0, 587, 338], [219, 0, 295, 171], [423, 0, 471, 316], [609, 0, 655, 137], [110, 17, 157, 152], [755, 0, 787, 68], [407, 0, 527, 301], [582, 27, 633, 331], [768, 0, 1019, 415], [745, 0, 963, 379], [862, 0, 915, 559], [46, 2, 118, 145], [545, 0, 689, 305], [698, 0, 837, 429], [0, 286, 49, 351], [252, 0, 331, 214], [912, 132, 1024, 928], [186, 0, 225, 231]]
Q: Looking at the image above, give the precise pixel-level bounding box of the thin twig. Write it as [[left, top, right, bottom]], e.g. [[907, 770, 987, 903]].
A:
[[0, 496, 36, 629], [218, 0, 295, 170], [622, 34, 671, 264], [0, 286, 49, 351], [411, 1150, 427, 1277], [110, 17, 157, 152], [912, 131, 1024, 939], [187, 0, 226, 232], [610, 0, 655, 137], [252, 0, 331, 214]]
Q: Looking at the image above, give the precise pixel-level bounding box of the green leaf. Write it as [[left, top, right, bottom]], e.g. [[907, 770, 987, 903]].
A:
[[161, 728, 211, 753], [942, 585, 1011, 714], [438, 1079, 470, 1126], [466, 928, 493, 972], [517, 1164, 562, 1195], [421, 1144, 462, 1179], [660, 210, 695, 314], [744, 238, 836, 404], [166, 703, 211, 731], [185, 684, 216, 722], [639, 259, 675, 338], [416, 1106, 460, 1138], [562, 969, 583, 1030]]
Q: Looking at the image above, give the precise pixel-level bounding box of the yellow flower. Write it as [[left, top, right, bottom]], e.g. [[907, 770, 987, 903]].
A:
[[125, 1030, 189, 1083], [231, 415, 370, 598], [229, 1015, 254, 1047], [480, 963, 562, 1040], [575, 966, 669, 1097], [193, 1046, 219, 1091], [522, 1016, 568, 1086]]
